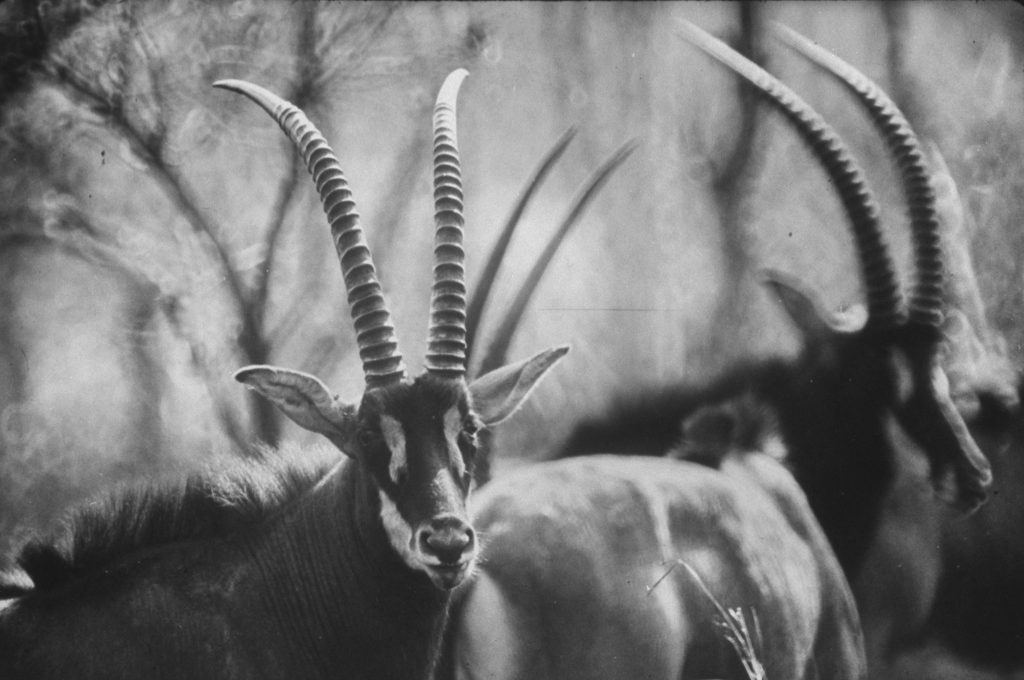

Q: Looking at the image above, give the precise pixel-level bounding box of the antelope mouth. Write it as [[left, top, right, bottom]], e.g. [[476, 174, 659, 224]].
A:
[[426, 560, 473, 590]]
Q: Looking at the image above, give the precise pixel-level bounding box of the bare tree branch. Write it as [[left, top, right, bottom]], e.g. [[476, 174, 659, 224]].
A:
[[44, 64, 251, 333], [691, 1, 767, 373], [315, 4, 402, 92], [251, 3, 318, 336]]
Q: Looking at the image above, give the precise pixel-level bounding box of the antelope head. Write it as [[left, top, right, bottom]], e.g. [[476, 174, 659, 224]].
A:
[[215, 70, 568, 590], [680, 22, 992, 515]]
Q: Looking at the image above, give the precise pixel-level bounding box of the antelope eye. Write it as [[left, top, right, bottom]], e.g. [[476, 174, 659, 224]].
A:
[[393, 466, 408, 487], [357, 429, 378, 449], [463, 419, 480, 437]]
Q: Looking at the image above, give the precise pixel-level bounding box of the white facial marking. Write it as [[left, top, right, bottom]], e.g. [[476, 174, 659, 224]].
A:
[[889, 348, 915, 405], [763, 433, 788, 461], [378, 490, 424, 572], [380, 414, 407, 485], [931, 362, 951, 399], [443, 406, 466, 478]]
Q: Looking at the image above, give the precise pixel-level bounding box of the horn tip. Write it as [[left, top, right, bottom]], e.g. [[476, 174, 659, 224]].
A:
[[437, 69, 470, 105], [448, 67, 470, 82], [676, 17, 708, 43], [233, 364, 271, 385], [772, 22, 827, 58], [770, 20, 801, 39], [675, 18, 737, 64], [213, 79, 286, 117], [213, 78, 248, 92]]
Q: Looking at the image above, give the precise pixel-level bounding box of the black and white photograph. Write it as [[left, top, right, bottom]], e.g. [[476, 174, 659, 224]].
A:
[[0, 2, 1023, 678]]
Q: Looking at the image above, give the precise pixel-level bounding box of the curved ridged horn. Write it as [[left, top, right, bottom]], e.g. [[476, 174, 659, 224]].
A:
[[465, 126, 578, 358], [476, 139, 638, 377], [773, 23, 943, 333], [425, 69, 470, 379], [213, 79, 406, 387], [678, 20, 903, 331]]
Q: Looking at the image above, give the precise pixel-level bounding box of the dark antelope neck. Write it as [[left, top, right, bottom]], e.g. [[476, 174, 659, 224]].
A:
[[707, 347, 899, 579], [13, 451, 336, 592], [559, 352, 897, 580], [245, 458, 450, 678], [770, 369, 896, 578]]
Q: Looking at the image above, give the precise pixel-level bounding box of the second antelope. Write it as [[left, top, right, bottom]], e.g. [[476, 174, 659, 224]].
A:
[[447, 19, 999, 680], [559, 21, 996, 680], [441, 24, 946, 679]]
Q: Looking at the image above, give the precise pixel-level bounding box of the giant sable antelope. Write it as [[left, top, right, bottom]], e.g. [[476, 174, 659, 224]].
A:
[[444, 23, 954, 679], [557, 21, 996, 679], [0, 70, 569, 680], [770, 26, 1024, 678], [448, 20, 999, 680], [878, 112, 1024, 678], [445, 450, 865, 680]]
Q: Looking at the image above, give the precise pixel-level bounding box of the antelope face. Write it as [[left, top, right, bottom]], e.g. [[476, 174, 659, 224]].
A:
[[783, 301, 991, 513], [233, 345, 567, 592], [359, 376, 479, 590], [888, 339, 993, 510]]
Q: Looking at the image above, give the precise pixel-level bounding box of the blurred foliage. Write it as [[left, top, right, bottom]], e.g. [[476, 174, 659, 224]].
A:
[[0, 2, 1022, 568]]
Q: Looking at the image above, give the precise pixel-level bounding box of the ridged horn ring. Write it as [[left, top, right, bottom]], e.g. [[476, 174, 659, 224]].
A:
[[773, 23, 944, 334], [425, 69, 470, 378], [678, 21, 904, 332]]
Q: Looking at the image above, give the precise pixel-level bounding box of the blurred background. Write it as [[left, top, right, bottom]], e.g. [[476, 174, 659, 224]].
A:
[[0, 0, 1021, 569]]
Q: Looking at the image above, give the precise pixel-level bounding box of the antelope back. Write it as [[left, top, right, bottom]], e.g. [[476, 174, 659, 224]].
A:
[[449, 452, 865, 680]]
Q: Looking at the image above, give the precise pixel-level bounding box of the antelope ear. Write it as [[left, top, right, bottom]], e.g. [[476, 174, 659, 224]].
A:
[[468, 346, 570, 426], [760, 268, 863, 341], [235, 365, 357, 452], [674, 403, 737, 468]]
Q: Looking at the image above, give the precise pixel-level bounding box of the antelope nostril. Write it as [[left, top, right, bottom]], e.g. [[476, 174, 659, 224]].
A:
[[419, 518, 475, 564]]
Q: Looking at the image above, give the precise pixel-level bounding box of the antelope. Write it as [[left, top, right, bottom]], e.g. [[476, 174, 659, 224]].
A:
[[557, 21, 997, 679], [698, 24, 1009, 679], [447, 21, 983, 679], [668, 358, 1023, 680], [884, 114, 1024, 678], [446, 21, 1000, 680], [444, 445, 866, 680], [0, 70, 569, 680]]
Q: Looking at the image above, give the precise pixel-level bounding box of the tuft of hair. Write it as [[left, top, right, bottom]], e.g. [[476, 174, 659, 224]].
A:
[[671, 393, 784, 468], [0, 567, 33, 599], [13, 442, 343, 592], [941, 309, 1020, 427]]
